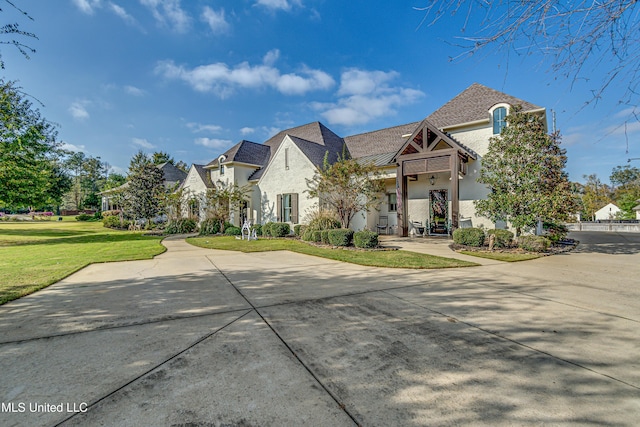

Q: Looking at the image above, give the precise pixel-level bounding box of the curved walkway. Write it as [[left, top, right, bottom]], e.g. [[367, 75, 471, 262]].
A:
[[0, 232, 638, 426]]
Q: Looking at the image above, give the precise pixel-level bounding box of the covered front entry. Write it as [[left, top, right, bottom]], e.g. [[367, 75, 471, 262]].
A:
[[394, 119, 476, 237]]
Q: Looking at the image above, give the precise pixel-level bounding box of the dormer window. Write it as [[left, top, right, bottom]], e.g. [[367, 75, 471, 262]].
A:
[[493, 106, 507, 134]]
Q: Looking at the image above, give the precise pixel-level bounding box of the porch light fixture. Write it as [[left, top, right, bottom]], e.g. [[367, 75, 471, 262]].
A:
[[429, 175, 436, 186]]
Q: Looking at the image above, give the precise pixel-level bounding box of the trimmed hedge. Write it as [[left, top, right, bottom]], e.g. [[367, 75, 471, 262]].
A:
[[102, 215, 130, 229], [224, 226, 242, 236], [486, 229, 514, 248], [166, 218, 198, 234], [294, 224, 305, 237], [328, 228, 354, 247], [453, 228, 485, 247], [518, 235, 550, 252], [270, 222, 291, 237], [199, 218, 221, 235], [354, 230, 379, 248], [262, 222, 274, 237], [252, 223, 262, 236], [320, 230, 330, 244], [311, 230, 322, 242]]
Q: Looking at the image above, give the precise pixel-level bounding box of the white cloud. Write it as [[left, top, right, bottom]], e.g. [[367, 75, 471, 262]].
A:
[[108, 2, 136, 25], [140, 0, 190, 33], [60, 142, 87, 152], [132, 137, 155, 149], [72, 0, 102, 14], [194, 137, 232, 149], [240, 127, 255, 135], [606, 120, 640, 136], [155, 50, 335, 97], [201, 6, 230, 34], [124, 85, 145, 96], [187, 122, 223, 133], [315, 69, 424, 126], [255, 0, 301, 12], [69, 101, 90, 120]]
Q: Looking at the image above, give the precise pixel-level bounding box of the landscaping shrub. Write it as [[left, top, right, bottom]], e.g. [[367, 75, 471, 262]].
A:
[[262, 222, 274, 237], [224, 226, 242, 236], [311, 230, 322, 242], [328, 228, 354, 247], [486, 229, 514, 248], [301, 229, 313, 241], [306, 214, 340, 232], [101, 210, 121, 217], [252, 223, 262, 236], [75, 213, 94, 221], [270, 222, 290, 237], [165, 218, 198, 234], [354, 230, 379, 248], [199, 218, 221, 235], [320, 230, 330, 244], [294, 224, 305, 237], [453, 228, 485, 247], [518, 235, 550, 252], [103, 215, 129, 229], [544, 222, 569, 243]]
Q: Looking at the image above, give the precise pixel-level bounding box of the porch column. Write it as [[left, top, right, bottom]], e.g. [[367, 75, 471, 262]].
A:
[[397, 162, 408, 236], [450, 154, 459, 229]]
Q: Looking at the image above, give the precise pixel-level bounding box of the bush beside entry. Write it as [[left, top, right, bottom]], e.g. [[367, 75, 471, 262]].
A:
[[328, 229, 354, 247], [518, 235, 550, 252], [453, 228, 485, 247], [354, 230, 379, 248], [486, 229, 514, 248]]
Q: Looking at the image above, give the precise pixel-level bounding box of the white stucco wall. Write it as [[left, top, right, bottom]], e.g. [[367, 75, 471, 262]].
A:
[[595, 203, 621, 220], [257, 136, 318, 225]]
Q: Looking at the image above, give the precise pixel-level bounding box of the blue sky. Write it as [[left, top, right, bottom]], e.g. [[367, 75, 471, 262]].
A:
[[2, 0, 638, 183]]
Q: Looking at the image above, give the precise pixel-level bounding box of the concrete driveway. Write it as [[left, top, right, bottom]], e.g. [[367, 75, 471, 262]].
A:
[[0, 232, 638, 426]]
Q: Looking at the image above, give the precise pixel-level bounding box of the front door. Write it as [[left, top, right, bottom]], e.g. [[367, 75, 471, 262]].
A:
[[429, 189, 448, 234]]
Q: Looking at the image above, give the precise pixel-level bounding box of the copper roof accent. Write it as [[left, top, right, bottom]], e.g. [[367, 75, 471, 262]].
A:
[[426, 83, 542, 129]]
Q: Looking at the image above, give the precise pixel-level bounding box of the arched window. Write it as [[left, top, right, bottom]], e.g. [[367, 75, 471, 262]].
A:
[[493, 107, 507, 134]]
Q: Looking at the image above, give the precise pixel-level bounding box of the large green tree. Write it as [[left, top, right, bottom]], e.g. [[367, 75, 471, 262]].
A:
[[0, 80, 66, 209], [122, 152, 165, 226], [581, 174, 613, 220], [475, 107, 577, 236], [306, 152, 385, 229], [609, 165, 640, 219]]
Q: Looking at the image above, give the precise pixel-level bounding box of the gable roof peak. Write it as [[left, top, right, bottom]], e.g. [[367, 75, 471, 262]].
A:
[[427, 83, 542, 129]]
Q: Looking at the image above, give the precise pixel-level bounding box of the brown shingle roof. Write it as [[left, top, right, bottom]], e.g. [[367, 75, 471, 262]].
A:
[[205, 140, 267, 168], [344, 121, 420, 159], [426, 83, 542, 129], [250, 122, 347, 180]]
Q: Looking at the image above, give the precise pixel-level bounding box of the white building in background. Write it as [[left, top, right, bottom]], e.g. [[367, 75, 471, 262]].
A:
[[180, 83, 547, 236], [594, 203, 621, 221]]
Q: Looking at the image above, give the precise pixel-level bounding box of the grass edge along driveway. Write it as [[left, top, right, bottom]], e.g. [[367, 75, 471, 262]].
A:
[[187, 236, 479, 269], [0, 220, 166, 305]]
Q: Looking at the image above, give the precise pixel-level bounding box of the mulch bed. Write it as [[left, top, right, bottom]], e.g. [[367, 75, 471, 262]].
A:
[[450, 239, 578, 256]]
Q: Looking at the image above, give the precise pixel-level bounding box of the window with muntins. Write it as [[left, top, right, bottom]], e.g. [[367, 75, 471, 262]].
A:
[[277, 193, 299, 223], [493, 107, 507, 134], [388, 193, 397, 212], [220, 164, 225, 175]]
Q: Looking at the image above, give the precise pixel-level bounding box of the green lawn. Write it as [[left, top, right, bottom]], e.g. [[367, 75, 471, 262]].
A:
[[187, 235, 478, 269], [0, 219, 166, 305], [458, 250, 541, 262]]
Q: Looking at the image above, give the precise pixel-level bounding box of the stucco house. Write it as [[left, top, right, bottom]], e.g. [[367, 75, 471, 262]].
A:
[[594, 203, 621, 221], [181, 83, 546, 236]]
